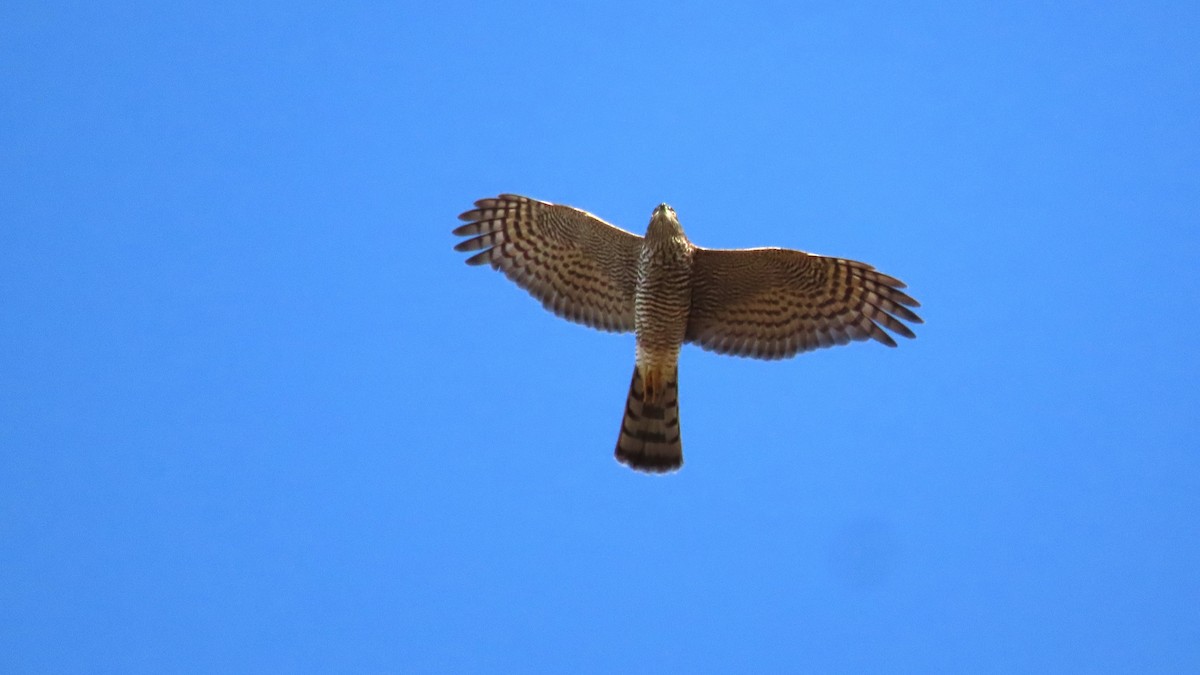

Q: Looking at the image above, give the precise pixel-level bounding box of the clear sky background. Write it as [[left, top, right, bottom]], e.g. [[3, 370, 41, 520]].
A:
[[3, 2, 1198, 672]]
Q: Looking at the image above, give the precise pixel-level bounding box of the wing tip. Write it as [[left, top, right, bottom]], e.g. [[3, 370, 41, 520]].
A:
[[464, 250, 492, 266]]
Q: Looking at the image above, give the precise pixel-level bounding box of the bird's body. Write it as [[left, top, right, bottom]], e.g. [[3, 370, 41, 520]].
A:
[[634, 205, 693, 399], [453, 194, 922, 473], [622, 205, 693, 469]]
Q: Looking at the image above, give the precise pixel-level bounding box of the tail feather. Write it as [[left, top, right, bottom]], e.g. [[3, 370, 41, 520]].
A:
[[615, 365, 683, 473]]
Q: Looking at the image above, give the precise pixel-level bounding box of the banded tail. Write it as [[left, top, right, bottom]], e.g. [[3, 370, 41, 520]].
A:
[[615, 365, 683, 472]]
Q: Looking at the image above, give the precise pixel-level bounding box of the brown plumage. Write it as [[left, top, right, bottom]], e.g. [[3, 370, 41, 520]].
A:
[[616, 365, 681, 472], [454, 194, 922, 473]]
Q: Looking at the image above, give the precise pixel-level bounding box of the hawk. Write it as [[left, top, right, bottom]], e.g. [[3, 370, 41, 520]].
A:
[[453, 195, 921, 473]]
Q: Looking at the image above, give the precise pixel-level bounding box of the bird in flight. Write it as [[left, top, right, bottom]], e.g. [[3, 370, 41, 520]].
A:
[[453, 194, 921, 473]]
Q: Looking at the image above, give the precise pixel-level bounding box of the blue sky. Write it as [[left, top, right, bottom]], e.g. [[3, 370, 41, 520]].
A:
[[2, 1, 1198, 672]]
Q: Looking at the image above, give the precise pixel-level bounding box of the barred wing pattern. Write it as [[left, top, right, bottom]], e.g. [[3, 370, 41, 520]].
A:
[[454, 195, 643, 332], [686, 247, 922, 359]]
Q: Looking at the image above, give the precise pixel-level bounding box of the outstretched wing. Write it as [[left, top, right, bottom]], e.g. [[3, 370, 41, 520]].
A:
[[686, 246, 922, 359], [454, 194, 643, 332]]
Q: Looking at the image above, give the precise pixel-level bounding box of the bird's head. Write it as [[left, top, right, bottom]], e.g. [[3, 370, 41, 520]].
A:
[[647, 202, 684, 240]]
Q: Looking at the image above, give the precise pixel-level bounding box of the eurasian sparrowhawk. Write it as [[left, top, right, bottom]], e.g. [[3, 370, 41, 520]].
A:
[[454, 194, 921, 473]]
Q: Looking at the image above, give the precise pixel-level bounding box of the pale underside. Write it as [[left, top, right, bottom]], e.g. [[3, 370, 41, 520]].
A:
[[454, 193, 922, 473], [454, 193, 922, 360]]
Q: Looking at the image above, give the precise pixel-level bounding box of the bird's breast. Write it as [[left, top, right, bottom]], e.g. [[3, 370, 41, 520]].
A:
[[634, 241, 694, 360]]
